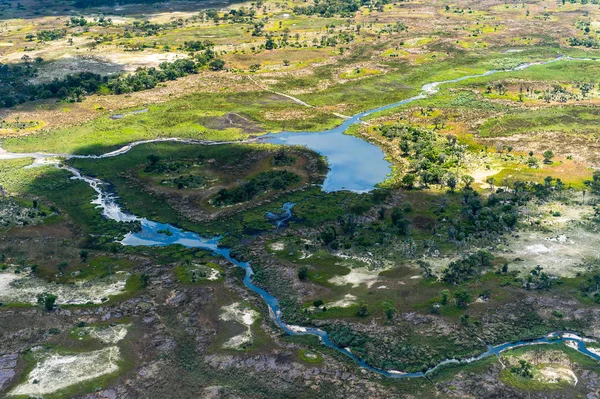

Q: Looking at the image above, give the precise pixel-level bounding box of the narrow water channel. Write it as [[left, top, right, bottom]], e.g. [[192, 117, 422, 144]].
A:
[[67, 169, 600, 379], [4, 55, 600, 378]]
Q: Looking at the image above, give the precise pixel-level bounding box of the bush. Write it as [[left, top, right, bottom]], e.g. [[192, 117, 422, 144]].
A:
[[213, 170, 301, 206], [298, 266, 309, 280]]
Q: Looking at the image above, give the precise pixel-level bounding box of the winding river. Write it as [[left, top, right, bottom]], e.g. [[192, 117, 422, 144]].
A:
[[4, 55, 600, 378], [70, 169, 600, 378]]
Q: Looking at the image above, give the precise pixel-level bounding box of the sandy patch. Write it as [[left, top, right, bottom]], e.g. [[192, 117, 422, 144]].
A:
[[498, 203, 600, 277], [269, 241, 285, 251], [325, 294, 357, 308], [206, 268, 220, 281], [328, 268, 383, 288], [562, 333, 596, 343], [505, 227, 600, 277], [10, 347, 121, 397], [336, 253, 377, 266], [97, 51, 187, 72], [525, 243, 552, 254], [219, 303, 259, 350], [588, 347, 600, 357], [471, 167, 500, 189], [0, 269, 128, 305], [536, 365, 578, 385], [84, 324, 130, 344]]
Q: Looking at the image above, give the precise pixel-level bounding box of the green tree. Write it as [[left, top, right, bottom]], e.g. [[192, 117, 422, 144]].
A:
[[385, 307, 396, 320], [542, 150, 554, 164], [440, 289, 449, 305], [298, 266, 309, 280], [265, 36, 276, 50], [37, 293, 57, 311], [140, 273, 150, 288], [446, 173, 458, 192], [356, 302, 369, 317], [454, 288, 471, 308], [462, 175, 475, 189], [401, 173, 416, 189], [208, 59, 225, 71]]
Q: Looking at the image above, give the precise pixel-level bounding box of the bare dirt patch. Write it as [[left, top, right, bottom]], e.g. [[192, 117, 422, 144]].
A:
[[10, 347, 121, 397], [219, 302, 259, 350], [199, 113, 263, 134], [0, 268, 129, 305]]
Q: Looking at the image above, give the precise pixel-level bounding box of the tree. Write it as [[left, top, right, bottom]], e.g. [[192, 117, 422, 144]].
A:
[[446, 173, 458, 192], [208, 59, 225, 71], [57, 261, 68, 276], [79, 250, 88, 263], [543, 150, 554, 164], [313, 299, 324, 307], [440, 289, 450, 305], [462, 175, 475, 189], [140, 273, 150, 288], [511, 359, 533, 378], [390, 207, 410, 235], [474, 250, 494, 268], [283, 59, 290, 66], [147, 154, 160, 165], [249, 63, 261, 72], [320, 226, 337, 246], [485, 177, 495, 191], [385, 307, 396, 320], [298, 266, 309, 280], [399, 138, 410, 155], [37, 293, 57, 311], [401, 173, 416, 189], [454, 288, 471, 308], [356, 302, 369, 317], [265, 36, 276, 50], [418, 260, 435, 278]]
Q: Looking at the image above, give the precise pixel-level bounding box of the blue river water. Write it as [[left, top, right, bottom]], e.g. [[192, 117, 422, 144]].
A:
[[66, 55, 600, 378], [118, 217, 600, 378], [265, 202, 295, 228], [259, 56, 576, 192]]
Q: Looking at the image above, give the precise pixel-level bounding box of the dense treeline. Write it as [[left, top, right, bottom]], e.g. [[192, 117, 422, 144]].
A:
[[0, 49, 224, 108], [36, 29, 67, 42], [568, 36, 600, 48], [213, 170, 301, 206], [441, 250, 494, 284], [293, 0, 390, 17], [73, 0, 169, 7]]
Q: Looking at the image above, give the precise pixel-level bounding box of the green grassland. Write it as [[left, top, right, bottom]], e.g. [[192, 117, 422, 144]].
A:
[[2, 91, 342, 155]]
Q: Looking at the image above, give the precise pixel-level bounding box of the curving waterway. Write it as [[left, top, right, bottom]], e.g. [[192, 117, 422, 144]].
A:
[[4, 55, 600, 378], [4, 55, 594, 192], [69, 169, 600, 378]]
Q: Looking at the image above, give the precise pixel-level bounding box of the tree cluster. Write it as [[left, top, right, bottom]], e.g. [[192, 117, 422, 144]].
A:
[[213, 170, 301, 206]]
